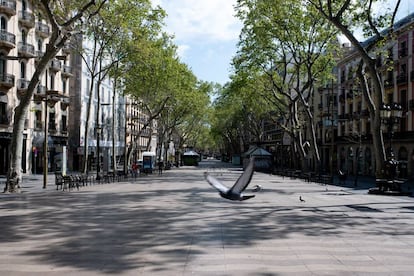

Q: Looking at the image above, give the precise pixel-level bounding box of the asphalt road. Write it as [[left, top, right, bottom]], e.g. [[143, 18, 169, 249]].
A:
[[1, 159, 414, 275]]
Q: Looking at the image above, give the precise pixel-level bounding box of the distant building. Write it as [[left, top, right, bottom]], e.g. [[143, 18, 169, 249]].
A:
[[68, 36, 157, 173]]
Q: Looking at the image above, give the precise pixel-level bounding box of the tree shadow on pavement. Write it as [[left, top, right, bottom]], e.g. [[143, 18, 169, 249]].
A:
[[0, 160, 413, 274]]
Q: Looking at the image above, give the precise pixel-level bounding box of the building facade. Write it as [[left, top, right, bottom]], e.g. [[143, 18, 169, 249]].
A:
[[0, 1, 158, 176], [67, 37, 157, 173], [325, 13, 414, 178], [0, 0, 70, 175]]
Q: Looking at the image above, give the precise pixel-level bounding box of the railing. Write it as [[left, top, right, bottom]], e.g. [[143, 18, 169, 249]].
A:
[[0, 0, 16, 15], [49, 59, 61, 71], [0, 73, 15, 87], [18, 10, 35, 27], [16, 79, 30, 90], [18, 42, 35, 56], [0, 29, 16, 46], [62, 65, 72, 76], [35, 22, 50, 37]]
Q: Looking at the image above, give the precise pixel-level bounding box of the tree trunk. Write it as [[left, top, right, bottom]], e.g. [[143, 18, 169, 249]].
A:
[[82, 75, 96, 174]]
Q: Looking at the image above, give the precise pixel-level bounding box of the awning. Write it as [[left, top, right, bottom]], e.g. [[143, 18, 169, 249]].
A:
[[183, 150, 199, 156]]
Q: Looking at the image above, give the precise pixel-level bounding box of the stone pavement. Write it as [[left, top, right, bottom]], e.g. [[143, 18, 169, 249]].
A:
[[0, 160, 414, 275]]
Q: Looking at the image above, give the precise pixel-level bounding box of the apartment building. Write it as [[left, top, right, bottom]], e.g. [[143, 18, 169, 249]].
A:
[[0, 0, 70, 175], [0, 0, 157, 176], [329, 13, 414, 177], [67, 36, 157, 173]]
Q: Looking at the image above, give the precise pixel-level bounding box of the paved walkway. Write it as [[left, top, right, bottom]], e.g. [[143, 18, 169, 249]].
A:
[[0, 161, 414, 275]]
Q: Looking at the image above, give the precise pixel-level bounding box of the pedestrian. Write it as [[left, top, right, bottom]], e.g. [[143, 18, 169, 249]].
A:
[[132, 162, 138, 178], [158, 161, 163, 175]]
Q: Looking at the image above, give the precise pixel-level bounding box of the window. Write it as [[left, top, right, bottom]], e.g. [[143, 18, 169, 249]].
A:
[[21, 29, 27, 44], [37, 39, 42, 52], [399, 40, 407, 57], [401, 63, 407, 75], [34, 110, 42, 129], [20, 62, 25, 79], [48, 112, 55, 130], [0, 57, 6, 76], [62, 79, 66, 94], [401, 89, 407, 111], [1, 17, 7, 31], [61, 115, 67, 132], [0, 102, 7, 124], [49, 73, 54, 90]]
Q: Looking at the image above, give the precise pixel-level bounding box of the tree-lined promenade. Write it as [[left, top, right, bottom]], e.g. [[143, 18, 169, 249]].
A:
[[4, 0, 410, 194]]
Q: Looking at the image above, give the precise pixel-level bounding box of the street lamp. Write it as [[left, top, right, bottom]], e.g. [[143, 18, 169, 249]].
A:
[[379, 102, 403, 191], [42, 93, 67, 189], [96, 124, 102, 180], [380, 102, 403, 158]]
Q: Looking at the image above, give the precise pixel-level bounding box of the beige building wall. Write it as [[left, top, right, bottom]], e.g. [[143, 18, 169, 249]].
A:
[[0, 0, 71, 174]]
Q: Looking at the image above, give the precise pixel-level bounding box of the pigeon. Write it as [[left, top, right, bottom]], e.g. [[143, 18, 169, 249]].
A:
[[299, 196, 305, 202], [252, 184, 262, 192], [204, 157, 255, 201]]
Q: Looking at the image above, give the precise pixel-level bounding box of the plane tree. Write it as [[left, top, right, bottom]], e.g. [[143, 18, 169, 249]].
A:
[[307, 0, 403, 177], [211, 74, 274, 159], [122, 34, 183, 165], [170, 80, 213, 155], [4, 0, 107, 193], [233, 0, 338, 171], [77, 0, 165, 174]]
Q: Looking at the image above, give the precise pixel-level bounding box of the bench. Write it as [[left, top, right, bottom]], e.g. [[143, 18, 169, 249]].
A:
[[56, 173, 90, 191], [55, 173, 64, 190]]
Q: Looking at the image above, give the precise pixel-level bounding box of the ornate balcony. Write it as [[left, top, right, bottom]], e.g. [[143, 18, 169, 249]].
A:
[[35, 22, 50, 38], [60, 97, 70, 110], [18, 42, 36, 58], [62, 44, 72, 54], [61, 65, 73, 77], [16, 78, 29, 91], [49, 59, 61, 71], [0, 73, 14, 89], [0, 0, 16, 16], [0, 30, 16, 50], [18, 10, 35, 28]]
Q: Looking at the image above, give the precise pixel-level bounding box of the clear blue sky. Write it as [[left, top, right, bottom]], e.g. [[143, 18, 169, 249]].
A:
[[154, 0, 412, 86], [152, 0, 241, 86]]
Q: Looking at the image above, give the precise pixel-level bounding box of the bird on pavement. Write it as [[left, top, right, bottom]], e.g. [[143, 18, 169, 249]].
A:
[[204, 157, 255, 201], [299, 196, 305, 202], [251, 184, 262, 192]]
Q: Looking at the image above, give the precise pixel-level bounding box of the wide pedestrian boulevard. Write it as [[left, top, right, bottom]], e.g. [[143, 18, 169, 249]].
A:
[[0, 159, 414, 275]]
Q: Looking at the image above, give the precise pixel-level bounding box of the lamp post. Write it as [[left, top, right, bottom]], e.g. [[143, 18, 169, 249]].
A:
[[96, 124, 102, 180], [379, 102, 403, 188], [42, 93, 65, 189], [43, 95, 48, 189], [353, 130, 362, 187]]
